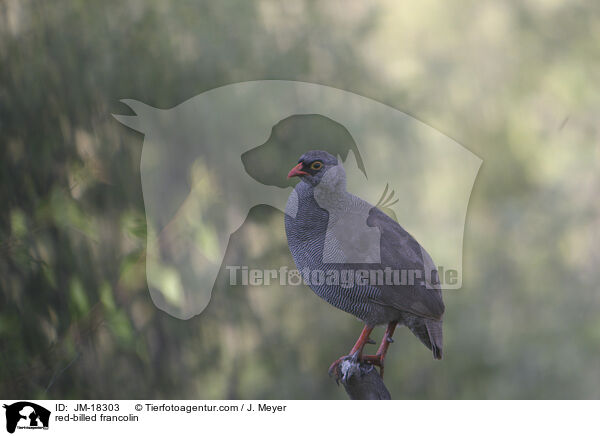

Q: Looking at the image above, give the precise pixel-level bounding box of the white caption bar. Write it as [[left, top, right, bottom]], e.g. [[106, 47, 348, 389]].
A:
[[0, 400, 597, 436]]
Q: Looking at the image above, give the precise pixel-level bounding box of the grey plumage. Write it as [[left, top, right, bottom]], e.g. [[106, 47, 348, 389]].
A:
[[285, 150, 444, 360]]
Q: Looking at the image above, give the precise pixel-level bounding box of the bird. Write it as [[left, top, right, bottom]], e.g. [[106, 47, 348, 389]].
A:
[[284, 150, 444, 378]]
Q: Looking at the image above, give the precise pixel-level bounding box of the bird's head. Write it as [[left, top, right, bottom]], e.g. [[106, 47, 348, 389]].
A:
[[287, 150, 345, 189]]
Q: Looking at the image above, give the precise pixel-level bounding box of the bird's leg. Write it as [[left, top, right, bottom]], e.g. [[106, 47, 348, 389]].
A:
[[362, 321, 398, 378], [328, 325, 374, 378]]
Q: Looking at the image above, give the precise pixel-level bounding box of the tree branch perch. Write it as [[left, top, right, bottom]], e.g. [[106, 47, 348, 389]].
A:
[[335, 355, 391, 400]]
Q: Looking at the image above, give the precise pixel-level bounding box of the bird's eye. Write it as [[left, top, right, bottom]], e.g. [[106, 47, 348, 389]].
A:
[[310, 161, 323, 170]]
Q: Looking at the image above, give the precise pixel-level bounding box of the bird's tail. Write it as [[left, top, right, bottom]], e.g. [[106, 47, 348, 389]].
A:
[[406, 317, 443, 359], [425, 319, 443, 360]]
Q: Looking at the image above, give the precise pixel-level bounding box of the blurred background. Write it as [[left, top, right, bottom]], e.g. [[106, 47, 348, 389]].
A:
[[1, 0, 599, 399]]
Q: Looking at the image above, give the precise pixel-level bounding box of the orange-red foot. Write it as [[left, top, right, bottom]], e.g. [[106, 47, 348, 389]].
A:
[[362, 354, 386, 378], [328, 357, 345, 378], [361, 321, 397, 378], [328, 350, 362, 384], [328, 325, 375, 381]]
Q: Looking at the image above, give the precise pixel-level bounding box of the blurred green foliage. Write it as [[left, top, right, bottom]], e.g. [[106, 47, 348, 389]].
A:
[[1, 0, 599, 399]]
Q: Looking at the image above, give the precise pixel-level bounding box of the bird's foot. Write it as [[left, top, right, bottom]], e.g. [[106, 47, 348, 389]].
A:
[[362, 354, 386, 378], [328, 325, 377, 383], [360, 321, 396, 379], [328, 357, 344, 379], [328, 350, 362, 385]]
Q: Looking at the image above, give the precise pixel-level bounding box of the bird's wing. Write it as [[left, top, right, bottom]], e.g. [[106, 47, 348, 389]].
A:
[[367, 206, 445, 321]]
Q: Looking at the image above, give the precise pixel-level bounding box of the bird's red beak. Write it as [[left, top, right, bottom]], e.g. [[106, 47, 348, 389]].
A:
[[287, 162, 308, 178]]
